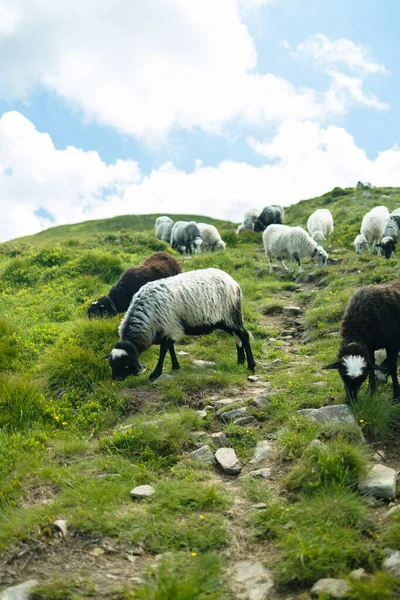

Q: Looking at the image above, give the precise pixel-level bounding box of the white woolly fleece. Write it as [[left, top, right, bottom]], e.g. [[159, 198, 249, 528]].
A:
[[262, 224, 328, 264], [237, 208, 260, 233], [307, 209, 334, 240], [197, 223, 226, 251], [343, 355, 367, 379], [111, 348, 128, 359]]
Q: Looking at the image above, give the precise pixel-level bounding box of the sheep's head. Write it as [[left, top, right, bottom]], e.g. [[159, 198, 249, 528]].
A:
[[377, 236, 396, 259], [105, 340, 146, 381], [193, 236, 203, 254], [213, 240, 226, 251], [353, 234, 368, 254], [323, 343, 387, 401], [253, 219, 265, 232], [312, 231, 326, 245], [88, 297, 118, 319], [313, 245, 328, 267]]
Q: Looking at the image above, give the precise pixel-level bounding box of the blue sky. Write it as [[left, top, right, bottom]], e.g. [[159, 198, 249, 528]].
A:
[[0, 0, 399, 240]]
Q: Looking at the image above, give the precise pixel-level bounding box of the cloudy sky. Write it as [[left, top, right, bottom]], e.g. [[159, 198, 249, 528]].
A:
[[0, 0, 398, 241]]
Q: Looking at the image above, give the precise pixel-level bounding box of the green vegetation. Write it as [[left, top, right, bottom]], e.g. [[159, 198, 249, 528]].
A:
[[1, 186, 400, 596]]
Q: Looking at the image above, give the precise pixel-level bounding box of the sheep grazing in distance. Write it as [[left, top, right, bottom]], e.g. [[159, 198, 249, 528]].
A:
[[353, 206, 389, 255], [87, 252, 181, 318], [197, 223, 226, 251], [324, 279, 400, 401], [307, 208, 334, 248], [155, 216, 174, 243], [253, 205, 284, 232], [171, 221, 203, 255], [376, 208, 400, 259], [263, 224, 328, 274], [106, 268, 256, 381], [237, 208, 260, 234]]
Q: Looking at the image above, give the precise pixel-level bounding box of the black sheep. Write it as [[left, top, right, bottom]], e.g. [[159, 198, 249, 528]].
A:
[[253, 204, 284, 232], [324, 279, 400, 400], [88, 252, 181, 318]]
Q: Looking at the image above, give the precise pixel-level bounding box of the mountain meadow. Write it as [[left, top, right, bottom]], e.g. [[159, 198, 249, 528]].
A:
[[2, 187, 400, 599]]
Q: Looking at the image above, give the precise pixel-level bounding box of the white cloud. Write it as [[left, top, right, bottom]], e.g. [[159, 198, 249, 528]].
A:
[[294, 33, 387, 75], [328, 70, 388, 111], [2, 111, 400, 242], [0, 1, 385, 140]]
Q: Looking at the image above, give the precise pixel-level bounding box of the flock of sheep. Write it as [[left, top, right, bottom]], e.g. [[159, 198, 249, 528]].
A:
[[87, 201, 400, 402]]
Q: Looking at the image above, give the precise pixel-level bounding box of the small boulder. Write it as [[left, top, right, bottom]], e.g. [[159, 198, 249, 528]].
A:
[[240, 468, 271, 480], [250, 502, 267, 510], [219, 407, 247, 423], [234, 416, 256, 426], [0, 580, 39, 600], [214, 398, 236, 409], [382, 551, 400, 577], [349, 568, 368, 581], [192, 359, 215, 368], [310, 578, 350, 598], [189, 445, 216, 465], [297, 404, 360, 429], [152, 373, 173, 384], [196, 410, 207, 419], [232, 560, 274, 600], [250, 393, 270, 410], [359, 464, 397, 500], [282, 306, 302, 316], [373, 450, 385, 463], [211, 432, 229, 448], [250, 440, 273, 465], [247, 375, 259, 383], [307, 439, 327, 451], [215, 448, 242, 475], [130, 485, 155, 499]]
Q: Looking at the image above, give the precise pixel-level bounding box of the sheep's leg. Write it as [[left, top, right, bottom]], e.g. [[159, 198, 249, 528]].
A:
[[149, 339, 169, 381], [292, 252, 303, 273], [236, 342, 245, 365], [168, 340, 180, 370], [234, 328, 256, 372], [267, 252, 273, 273], [328, 235, 331, 249], [278, 257, 288, 272], [368, 370, 376, 393], [386, 348, 400, 400]]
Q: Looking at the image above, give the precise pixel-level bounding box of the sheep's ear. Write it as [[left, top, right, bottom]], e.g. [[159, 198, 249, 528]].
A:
[[323, 361, 341, 370]]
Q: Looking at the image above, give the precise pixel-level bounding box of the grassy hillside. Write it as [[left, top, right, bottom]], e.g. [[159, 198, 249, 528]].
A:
[[2, 187, 400, 598]]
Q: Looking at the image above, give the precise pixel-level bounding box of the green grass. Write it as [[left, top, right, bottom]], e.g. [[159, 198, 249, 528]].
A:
[[2, 192, 400, 596]]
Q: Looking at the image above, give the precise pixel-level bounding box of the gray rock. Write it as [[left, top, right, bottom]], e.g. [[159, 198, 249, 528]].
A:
[[189, 445, 215, 465], [250, 440, 273, 465], [196, 410, 208, 419], [215, 448, 242, 475], [359, 464, 397, 500], [383, 551, 400, 577], [385, 505, 400, 518], [204, 405, 214, 411], [0, 580, 39, 600], [219, 407, 247, 423], [296, 404, 359, 428], [211, 432, 229, 448], [130, 485, 155, 499], [177, 350, 190, 356], [152, 373, 173, 384], [240, 468, 271, 480], [266, 359, 282, 369], [214, 398, 236, 409], [53, 519, 68, 537], [234, 417, 256, 426], [282, 306, 302, 315], [250, 503, 267, 510], [192, 359, 215, 368], [307, 439, 327, 451], [310, 578, 350, 598], [349, 568, 368, 581], [250, 393, 270, 410], [232, 560, 274, 600], [373, 450, 385, 463], [247, 375, 259, 383]]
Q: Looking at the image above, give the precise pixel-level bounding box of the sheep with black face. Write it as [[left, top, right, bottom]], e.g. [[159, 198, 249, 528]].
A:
[[106, 268, 256, 382], [376, 208, 400, 259], [324, 279, 400, 401], [87, 252, 181, 318], [253, 205, 284, 232]]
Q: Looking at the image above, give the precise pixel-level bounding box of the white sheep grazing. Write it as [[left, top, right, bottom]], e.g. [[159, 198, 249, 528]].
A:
[[263, 224, 328, 274], [170, 221, 203, 254], [197, 223, 226, 251], [106, 268, 256, 381], [236, 209, 260, 234], [155, 216, 174, 243], [353, 206, 389, 255], [307, 209, 334, 248]]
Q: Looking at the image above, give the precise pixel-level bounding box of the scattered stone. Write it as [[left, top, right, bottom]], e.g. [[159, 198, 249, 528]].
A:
[[250, 502, 267, 510], [211, 432, 229, 448], [232, 560, 274, 600], [249, 393, 270, 410], [310, 578, 351, 598], [177, 350, 189, 356], [214, 398, 236, 409], [269, 337, 278, 342], [359, 464, 397, 500], [234, 416, 256, 426], [196, 410, 207, 419], [266, 359, 282, 369], [247, 375, 259, 383], [383, 551, 400, 578], [250, 440, 273, 464], [89, 547, 105, 557], [53, 519, 68, 538], [240, 468, 271, 480], [307, 439, 327, 451], [192, 359, 216, 368], [220, 407, 247, 423], [283, 328, 297, 335], [385, 505, 400, 518], [190, 431, 207, 439], [349, 568, 368, 581], [152, 373, 173, 384], [189, 445, 215, 465], [282, 335, 293, 340], [282, 306, 302, 316], [204, 405, 214, 411], [130, 485, 155, 499], [373, 450, 385, 463], [0, 580, 39, 600], [297, 404, 360, 428], [215, 448, 242, 475]]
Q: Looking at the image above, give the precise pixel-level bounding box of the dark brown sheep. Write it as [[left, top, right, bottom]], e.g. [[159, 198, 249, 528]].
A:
[[88, 252, 181, 318]]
